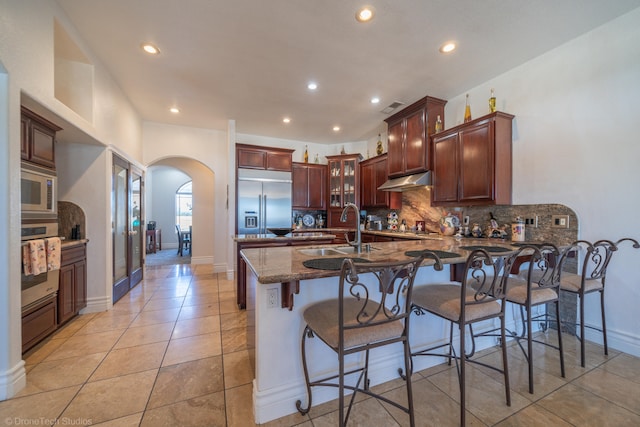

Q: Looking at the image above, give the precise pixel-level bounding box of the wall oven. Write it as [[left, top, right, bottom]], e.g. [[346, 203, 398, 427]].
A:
[[21, 221, 60, 311], [21, 161, 57, 220]]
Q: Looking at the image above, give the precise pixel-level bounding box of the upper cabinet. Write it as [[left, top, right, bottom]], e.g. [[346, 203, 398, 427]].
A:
[[236, 143, 294, 171], [431, 112, 515, 206], [292, 162, 326, 210], [326, 153, 362, 228], [384, 96, 447, 178], [21, 107, 62, 170], [359, 154, 400, 209]]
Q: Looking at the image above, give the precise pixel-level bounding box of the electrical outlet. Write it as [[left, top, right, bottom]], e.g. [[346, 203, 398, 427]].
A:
[[551, 214, 570, 228], [267, 288, 278, 308], [524, 216, 538, 228]]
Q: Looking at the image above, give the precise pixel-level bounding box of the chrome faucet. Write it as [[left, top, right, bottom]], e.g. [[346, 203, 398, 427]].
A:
[[340, 203, 362, 253]]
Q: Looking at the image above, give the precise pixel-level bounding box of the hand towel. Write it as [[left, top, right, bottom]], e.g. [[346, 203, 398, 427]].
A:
[[45, 237, 61, 271], [27, 239, 47, 275], [22, 244, 33, 276]]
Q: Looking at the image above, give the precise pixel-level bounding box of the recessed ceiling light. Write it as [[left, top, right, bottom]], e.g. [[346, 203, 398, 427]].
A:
[[169, 107, 180, 114], [370, 97, 380, 104], [439, 42, 457, 53], [283, 117, 291, 124], [355, 6, 375, 23], [141, 43, 160, 55], [333, 126, 341, 132], [307, 82, 318, 90]]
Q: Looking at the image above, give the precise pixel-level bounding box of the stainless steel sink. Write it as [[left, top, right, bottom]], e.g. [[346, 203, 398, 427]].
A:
[[298, 245, 380, 257], [297, 248, 348, 257], [333, 245, 379, 253]]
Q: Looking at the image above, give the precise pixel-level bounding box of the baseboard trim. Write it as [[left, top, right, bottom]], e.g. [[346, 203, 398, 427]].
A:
[[190, 256, 213, 265], [80, 295, 111, 314], [585, 324, 640, 358], [0, 359, 26, 401]]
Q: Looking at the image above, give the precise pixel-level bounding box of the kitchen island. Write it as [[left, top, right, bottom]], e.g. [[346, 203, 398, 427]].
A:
[[241, 237, 526, 423], [233, 232, 336, 308]]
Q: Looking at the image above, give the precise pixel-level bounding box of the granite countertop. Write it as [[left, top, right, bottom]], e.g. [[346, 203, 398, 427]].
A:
[[60, 238, 89, 248], [233, 232, 336, 243], [240, 236, 525, 284]]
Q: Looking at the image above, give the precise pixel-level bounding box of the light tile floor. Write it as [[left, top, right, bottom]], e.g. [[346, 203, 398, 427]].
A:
[[2, 263, 640, 426]]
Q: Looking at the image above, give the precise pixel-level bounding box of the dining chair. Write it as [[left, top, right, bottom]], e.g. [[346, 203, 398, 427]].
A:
[[408, 247, 526, 426], [295, 254, 442, 427]]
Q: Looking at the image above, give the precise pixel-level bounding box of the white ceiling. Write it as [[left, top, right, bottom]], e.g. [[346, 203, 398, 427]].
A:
[[56, 0, 640, 145]]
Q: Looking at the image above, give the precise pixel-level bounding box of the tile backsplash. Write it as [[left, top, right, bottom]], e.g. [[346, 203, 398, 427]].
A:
[[366, 187, 578, 245], [58, 200, 86, 240]]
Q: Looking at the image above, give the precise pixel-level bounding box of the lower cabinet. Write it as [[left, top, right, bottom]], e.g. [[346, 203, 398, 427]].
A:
[[58, 243, 87, 326], [22, 293, 57, 353]]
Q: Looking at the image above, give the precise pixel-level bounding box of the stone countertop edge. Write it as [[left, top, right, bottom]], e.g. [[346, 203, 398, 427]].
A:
[[60, 238, 89, 248], [240, 237, 529, 284]]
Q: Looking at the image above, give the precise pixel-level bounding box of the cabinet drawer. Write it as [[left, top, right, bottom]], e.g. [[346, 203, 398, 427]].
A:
[[61, 244, 86, 265], [22, 296, 57, 353]]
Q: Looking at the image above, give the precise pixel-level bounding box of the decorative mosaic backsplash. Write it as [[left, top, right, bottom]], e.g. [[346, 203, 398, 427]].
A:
[[58, 201, 86, 240], [366, 187, 578, 245]]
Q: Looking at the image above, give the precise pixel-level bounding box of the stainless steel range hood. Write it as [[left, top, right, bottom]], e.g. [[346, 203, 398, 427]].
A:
[[377, 171, 431, 192]]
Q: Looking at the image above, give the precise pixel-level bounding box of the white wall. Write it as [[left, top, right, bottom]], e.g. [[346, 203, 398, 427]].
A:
[[444, 9, 640, 355], [0, 0, 144, 399], [56, 142, 112, 312], [143, 123, 224, 269]]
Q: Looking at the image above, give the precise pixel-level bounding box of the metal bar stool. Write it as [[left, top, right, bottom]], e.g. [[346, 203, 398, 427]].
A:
[[500, 243, 566, 394], [407, 248, 528, 426], [295, 254, 442, 427], [555, 238, 639, 367]]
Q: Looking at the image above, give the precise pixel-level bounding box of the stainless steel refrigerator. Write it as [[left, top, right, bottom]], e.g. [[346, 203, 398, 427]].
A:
[[237, 168, 292, 235]]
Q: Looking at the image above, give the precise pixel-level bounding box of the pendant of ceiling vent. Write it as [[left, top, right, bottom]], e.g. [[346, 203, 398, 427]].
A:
[[381, 101, 404, 114]]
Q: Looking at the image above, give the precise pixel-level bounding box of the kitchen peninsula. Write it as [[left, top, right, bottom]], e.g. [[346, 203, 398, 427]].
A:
[[240, 237, 525, 423], [233, 232, 336, 308]]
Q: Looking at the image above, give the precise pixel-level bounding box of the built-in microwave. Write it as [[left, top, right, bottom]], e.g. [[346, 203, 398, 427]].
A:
[[21, 161, 57, 220]]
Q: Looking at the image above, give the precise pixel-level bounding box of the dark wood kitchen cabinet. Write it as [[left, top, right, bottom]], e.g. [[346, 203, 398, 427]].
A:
[[326, 154, 362, 228], [236, 144, 294, 172], [22, 293, 57, 353], [58, 243, 87, 325], [431, 111, 514, 206], [384, 96, 446, 178], [292, 162, 326, 210], [359, 154, 401, 209], [21, 106, 62, 170]]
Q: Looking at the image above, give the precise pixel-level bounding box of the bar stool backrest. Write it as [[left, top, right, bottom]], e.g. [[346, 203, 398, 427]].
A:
[[338, 257, 426, 338]]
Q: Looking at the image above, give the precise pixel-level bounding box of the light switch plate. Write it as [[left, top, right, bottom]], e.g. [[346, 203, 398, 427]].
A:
[[551, 214, 570, 228]]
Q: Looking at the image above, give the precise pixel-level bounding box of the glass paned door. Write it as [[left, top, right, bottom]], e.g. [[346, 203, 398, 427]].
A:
[[130, 166, 143, 284], [112, 155, 144, 303], [112, 156, 129, 302]]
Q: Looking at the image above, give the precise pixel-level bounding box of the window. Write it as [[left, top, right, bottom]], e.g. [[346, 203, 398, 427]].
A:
[[176, 181, 192, 230]]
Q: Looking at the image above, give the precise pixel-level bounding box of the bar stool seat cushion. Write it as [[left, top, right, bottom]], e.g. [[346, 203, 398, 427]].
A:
[[560, 273, 603, 293], [412, 284, 501, 323], [303, 298, 403, 350], [505, 277, 559, 305]]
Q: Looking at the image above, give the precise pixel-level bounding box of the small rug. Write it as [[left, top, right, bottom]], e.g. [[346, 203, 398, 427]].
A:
[[303, 257, 371, 271], [405, 250, 460, 259], [459, 245, 512, 253], [146, 249, 191, 266]]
